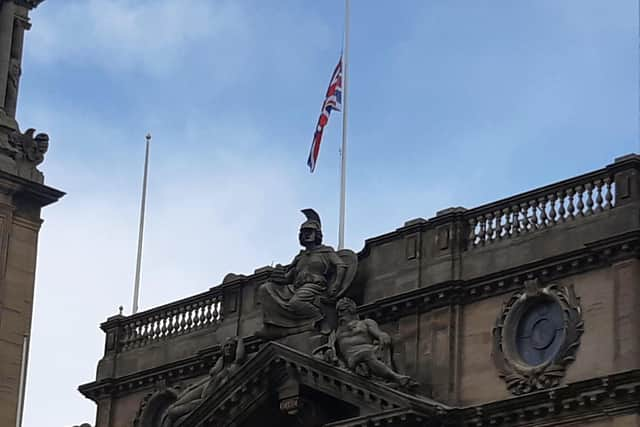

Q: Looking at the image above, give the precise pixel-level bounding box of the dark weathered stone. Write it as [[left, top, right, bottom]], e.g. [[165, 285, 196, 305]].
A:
[[0, 2, 63, 426], [80, 156, 640, 427], [256, 209, 357, 339], [492, 278, 584, 395], [314, 297, 418, 390]]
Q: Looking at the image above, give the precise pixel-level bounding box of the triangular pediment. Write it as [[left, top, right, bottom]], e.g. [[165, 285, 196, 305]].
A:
[[180, 342, 448, 427]]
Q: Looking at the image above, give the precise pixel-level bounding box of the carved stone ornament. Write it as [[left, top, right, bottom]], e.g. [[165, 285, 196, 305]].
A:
[[256, 209, 358, 339], [492, 279, 584, 395], [313, 297, 418, 391], [0, 127, 49, 183]]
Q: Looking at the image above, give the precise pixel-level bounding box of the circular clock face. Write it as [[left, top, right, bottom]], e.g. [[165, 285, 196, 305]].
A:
[[515, 299, 565, 366]]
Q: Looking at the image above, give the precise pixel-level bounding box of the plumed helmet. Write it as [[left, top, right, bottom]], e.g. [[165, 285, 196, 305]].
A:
[[300, 208, 322, 231]]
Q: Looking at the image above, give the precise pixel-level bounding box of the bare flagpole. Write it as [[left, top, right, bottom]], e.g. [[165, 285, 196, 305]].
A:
[[15, 334, 29, 427], [338, 0, 350, 250], [132, 133, 151, 314]]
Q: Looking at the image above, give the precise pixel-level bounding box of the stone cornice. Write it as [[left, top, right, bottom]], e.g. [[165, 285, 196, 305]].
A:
[[182, 342, 447, 427], [296, 370, 640, 427], [4, 0, 45, 10], [0, 169, 64, 208], [455, 369, 640, 427], [360, 229, 640, 324], [79, 345, 640, 426]]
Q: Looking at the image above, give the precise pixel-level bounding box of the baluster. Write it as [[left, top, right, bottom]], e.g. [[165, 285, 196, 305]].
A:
[[211, 299, 220, 323], [134, 320, 143, 347], [512, 205, 521, 235], [566, 188, 576, 220], [556, 190, 566, 222], [198, 301, 207, 327], [537, 197, 547, 228], [594, 179, 603, 213], [205, 299, 213, 324], [154, 316, 161, 339], [500, 208, 509, 238], [485, 212, 494, 242], [184, 305, 193, 331], [149, 318, 156, 341], [492, 209, 502, 239], [585, 182, 594, 216], [528, 200, 538, 230], [519, 202, 529, 232], [192, 304, 200, 328], [160, 312, 168, 338], [217, 296, 224, 322], [145, 318, 154, 343], [478, 215, 486, 245], [603, 177, 613, 209], [506, 206, 515, 236], [178, 307, 186, 332], [575, 185, 585, 217], [170, 310, 179, 335], [547, 194, 557, 225]]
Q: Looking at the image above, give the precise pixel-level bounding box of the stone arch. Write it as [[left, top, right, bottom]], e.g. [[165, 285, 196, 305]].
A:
[[134, 388, 179, 427]]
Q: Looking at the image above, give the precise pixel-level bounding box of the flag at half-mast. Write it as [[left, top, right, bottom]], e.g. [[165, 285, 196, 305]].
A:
[[307, 56, 343, 173]]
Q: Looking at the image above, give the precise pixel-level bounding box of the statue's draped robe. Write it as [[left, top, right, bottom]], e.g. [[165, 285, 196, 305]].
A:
[[260, 245, 345, 328]]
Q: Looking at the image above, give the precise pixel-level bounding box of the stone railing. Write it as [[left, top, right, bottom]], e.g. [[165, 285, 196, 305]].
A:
[[100, 155, 639, 357], [465, 167, 616, 249], [118, 289, 223, 351]]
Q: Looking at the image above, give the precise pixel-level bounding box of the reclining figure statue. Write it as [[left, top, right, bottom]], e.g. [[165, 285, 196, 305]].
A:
[[159, 336, 246, 427], [315, 298, 418, 389]]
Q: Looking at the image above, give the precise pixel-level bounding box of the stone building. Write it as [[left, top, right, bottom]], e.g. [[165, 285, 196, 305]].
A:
[[80, 154, 640, 427], [0, 1, 63, 426]]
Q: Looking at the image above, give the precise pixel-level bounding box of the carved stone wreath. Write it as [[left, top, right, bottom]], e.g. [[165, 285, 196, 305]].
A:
[[492, 279, 584, 395]]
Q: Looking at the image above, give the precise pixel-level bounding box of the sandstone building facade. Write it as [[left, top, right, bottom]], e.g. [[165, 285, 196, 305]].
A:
[[0, 1, 63, 426], [80, 154, 640, 427]]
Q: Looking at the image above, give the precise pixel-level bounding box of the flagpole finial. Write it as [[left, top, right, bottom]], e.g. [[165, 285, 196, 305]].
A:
[[146, 133, 152, 142]]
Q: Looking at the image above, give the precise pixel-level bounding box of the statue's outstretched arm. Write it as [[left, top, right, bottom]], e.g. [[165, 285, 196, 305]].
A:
[[209, 355, 223, 375], [328, 251, 348, 296], [364, 318, 391, 347], [235, 337, 246, 363], [329, 266, 347, 296]]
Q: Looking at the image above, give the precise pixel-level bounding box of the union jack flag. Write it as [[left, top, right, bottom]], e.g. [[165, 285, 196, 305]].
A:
[[307, 56, 343, 173]]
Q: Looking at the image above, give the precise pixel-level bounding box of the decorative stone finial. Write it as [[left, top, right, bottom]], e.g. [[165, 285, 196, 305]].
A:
[[118, 306, 123, 316]]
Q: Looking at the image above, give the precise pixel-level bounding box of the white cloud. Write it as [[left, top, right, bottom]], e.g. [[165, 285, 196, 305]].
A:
[[28, 0, 249, 76]]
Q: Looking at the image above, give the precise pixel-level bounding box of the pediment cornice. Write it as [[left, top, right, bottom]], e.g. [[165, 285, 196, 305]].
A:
[[180, 342, 448, 427]]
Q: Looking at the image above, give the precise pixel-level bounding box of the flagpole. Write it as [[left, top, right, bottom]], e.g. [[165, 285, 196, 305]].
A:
[[132, 133, 151, 314], [338, 0, 350, 250]]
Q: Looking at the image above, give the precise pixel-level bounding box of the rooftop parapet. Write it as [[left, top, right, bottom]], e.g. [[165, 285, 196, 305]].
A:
[[93, 154, 640, 379]]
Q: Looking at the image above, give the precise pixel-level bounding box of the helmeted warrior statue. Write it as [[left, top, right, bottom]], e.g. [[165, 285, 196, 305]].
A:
[[257, 209, 357, 339]]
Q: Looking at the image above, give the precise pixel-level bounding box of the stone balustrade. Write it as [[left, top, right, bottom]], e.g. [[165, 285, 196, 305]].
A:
[[118, 290, 223, 351], [465, 168, 616, 249], [103, 155, 639, 358]]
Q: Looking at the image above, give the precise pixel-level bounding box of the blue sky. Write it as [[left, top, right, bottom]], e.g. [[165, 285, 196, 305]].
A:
[[17, 1, 638, 426]]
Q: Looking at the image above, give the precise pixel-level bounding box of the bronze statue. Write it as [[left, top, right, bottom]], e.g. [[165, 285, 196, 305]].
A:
[[321, 298, 417, 388], [160, 337, 246, 427], [256, 209, 357, 339]]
